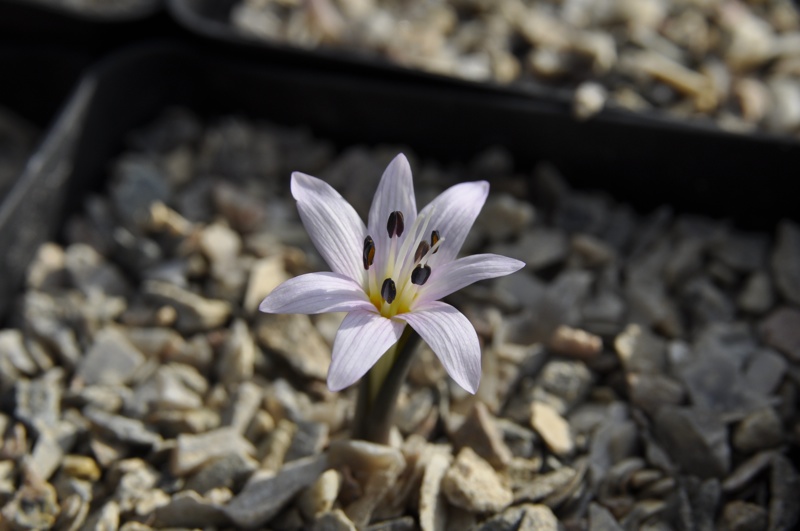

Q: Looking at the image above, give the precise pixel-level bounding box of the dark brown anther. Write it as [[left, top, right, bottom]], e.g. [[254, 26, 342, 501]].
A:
[[414, 240, 430, 263], [387, 211, 405, 238], [430, 230, 440, 253], [411, 265, 432, 285], [381, 278, 397, 303], [363, 235, 375, 270]]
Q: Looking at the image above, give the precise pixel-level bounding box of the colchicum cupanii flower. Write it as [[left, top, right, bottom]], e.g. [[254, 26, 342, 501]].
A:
[[259, 154, 524, 394]]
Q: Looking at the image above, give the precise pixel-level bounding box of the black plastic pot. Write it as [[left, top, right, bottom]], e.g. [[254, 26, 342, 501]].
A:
[[0, 0, 174, 54], [1, 41, 798, 322], [0, 45, 94, 320]]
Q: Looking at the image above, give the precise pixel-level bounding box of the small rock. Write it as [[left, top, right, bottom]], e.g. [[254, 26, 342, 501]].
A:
[[199, 221, 242, 266], [655, 406, 730, 479], [536, 359, 593, 413], [153, 489, 231, 528], [328, 440, 406, 528], [285, 420, 329, 462], [256, 313, 330, 380], [743, 349, 787, 396], [85, 407, 163, 448], [588, 502, 624, 531], [530, 401, 574, 456], [760, 307, 800, 362], [26, 242, 67, 291], [679, 351, 767, 419], [0, 329, 38, 376], [61, 454, 102, 482], [503, 228, 569, 271], [221, 381, 262, 434], [771, 220, 800, 305], [313, 509, 357, 531], [442, 447, 512, 513], [721, 501, 768, 531], [171, 427, 256, 476], [418, 451, 451, 531], [185, 451, 258, 494], [64, 243, 130, 297], [297, 469, 341, 521], [769, 453, 800, 531], [367, 516, 417, 531], [155, 364, 204, 410], [453, 402, 513, 468], [111, 157, 171, 231], [514, 466, 576, 504], [478, 193, 535, 240], [732, 408, 784, 454], [738, 272, 774, 314], [15, 367, 63, 435], [712, 231, 768, 272], [548, 325, 602, 359], [614, 324, 666, 374], [76, 327, 145, 386], [574, 81, 607, 120], [722, 450, 775, 493], [1, 466, 60, 529], [476, 503, 559, 531], [217, 319, 256, 386], [627, 373, 684, 415], [82, 501, 120, 531], [244, 257, 288, 314], [223, 454, 329, 528], [143, 280, 232, 334]]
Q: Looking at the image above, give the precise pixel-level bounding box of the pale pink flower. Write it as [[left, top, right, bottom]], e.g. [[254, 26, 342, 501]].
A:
[[260, 154, 524, 393]]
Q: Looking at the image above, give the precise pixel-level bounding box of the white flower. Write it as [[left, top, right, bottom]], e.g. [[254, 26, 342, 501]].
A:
[[260, 154, 524, 393]]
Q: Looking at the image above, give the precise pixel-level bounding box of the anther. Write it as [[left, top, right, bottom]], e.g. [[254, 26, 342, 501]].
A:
[[430, 230, 440, 253], [381, 278, 397, 303], [414, 241, 430, 263], [363, 235, 375, 270], [411, 265, 432, 285], [387, 211, 405, 238]]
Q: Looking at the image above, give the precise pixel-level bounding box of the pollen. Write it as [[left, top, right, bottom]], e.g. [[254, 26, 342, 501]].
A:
[[381, 278, 397, 304], [430, 230, 440, 253], [414, 240, 430, 263], [363, 235, 375, 269], [411, 264, 432, 285], [387, 211, 405, 238]]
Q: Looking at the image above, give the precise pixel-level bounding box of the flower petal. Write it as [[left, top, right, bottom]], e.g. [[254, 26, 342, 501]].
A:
[[417, 254, 526, 304], [397, 301, 481, 394], [259, 272, 374, 314], [367, 154, 417, 274], [417, 181, 489, 265], [328, 310, 406, 391], [292, 172, 366, 283]]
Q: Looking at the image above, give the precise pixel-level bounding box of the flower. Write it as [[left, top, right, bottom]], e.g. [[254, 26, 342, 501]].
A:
[[259, 154, 525, 394]]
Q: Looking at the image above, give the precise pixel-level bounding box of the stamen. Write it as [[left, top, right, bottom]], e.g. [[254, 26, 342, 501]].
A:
[[430, 230, 440, 253], [387, 211, 405, 238], [414, 241, 430, 263], [363, 235, 375, 270], [381, 278, 397, 303], [411, 265, 432, 285]]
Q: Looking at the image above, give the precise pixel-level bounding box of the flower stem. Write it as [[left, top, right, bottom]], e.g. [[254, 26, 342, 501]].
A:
[[352, 326, 420, 444]]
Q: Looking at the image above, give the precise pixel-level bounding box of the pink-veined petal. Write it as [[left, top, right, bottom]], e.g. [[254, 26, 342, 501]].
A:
[[367, 154, 418, 274], [417, 181, 489, 266], [259, 272, 374, 314], [292, 172, 366, 283], [416, 254, 525, 305], [397, 301, 481, 394], [328, 310, 406, 391]]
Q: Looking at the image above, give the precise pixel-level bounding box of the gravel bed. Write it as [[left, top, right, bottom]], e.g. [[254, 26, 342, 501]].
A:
[[231, 0, 800, 138], [1, 108, 798, 530]]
